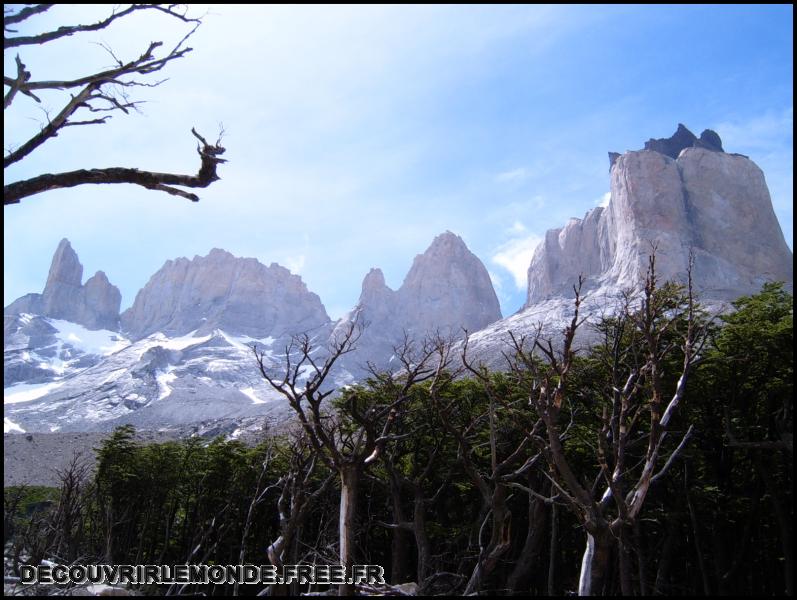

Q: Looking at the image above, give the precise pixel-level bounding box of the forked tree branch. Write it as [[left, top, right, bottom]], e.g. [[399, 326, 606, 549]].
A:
[[4, 128, 226, 204], [4, 5, 223, 204]]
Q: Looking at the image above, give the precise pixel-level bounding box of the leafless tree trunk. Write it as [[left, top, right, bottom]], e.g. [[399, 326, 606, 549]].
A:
[[507, 474, 549, 594], [503, 255, 708, 596], [446, 336, 547, 595], [256, 324, 446, 596], [548, 501, 558, 596], [338, 465, 359, 596]]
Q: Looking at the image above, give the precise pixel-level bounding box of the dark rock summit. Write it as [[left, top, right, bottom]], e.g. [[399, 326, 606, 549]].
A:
[[643, 123, 724, 159], [609, 123, 725, 167]]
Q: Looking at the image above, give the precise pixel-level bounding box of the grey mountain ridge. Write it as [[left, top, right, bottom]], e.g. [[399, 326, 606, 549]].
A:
[[4, 124, 793, 433], [4, 232, 504, 432], [120, 247, 331, 341]]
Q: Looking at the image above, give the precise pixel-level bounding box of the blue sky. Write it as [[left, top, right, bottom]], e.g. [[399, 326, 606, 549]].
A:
[[4, 4, 793, 320]]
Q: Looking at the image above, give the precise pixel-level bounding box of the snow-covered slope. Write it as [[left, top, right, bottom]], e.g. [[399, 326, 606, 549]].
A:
[[3, 322, 328, 433]]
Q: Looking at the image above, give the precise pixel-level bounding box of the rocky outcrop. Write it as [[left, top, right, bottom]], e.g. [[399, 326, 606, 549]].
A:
[[643, 123, 724, 159], [121, 248, 330, 340], [40, 238, 84, 318], [335, 232, 502, 371], [529, 150, 792, 306], [526, 143, 792, 307], [609, 124, 724, 168], [4, 239, 121, 331], [396, 231, 502, 336], [456, 126, 793, 370]]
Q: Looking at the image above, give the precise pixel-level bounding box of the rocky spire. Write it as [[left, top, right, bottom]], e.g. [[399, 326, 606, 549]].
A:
[[335, 232, 502, 372], [41, 239, 84, 320], [4, 239, 121, 330], [397, 231, 502, 335]]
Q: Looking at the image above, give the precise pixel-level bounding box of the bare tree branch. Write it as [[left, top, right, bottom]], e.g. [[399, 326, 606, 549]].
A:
[[4, 5, 223, 204], [4, 128, 226, 204], [4, 4, 54, 29], [5, 5, 198, 49]]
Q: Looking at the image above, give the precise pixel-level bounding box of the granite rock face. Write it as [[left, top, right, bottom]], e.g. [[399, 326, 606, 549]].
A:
[[335, 231, 502, 371], [397, 231, 502, 336], [4, 239, 121, 331], [121, 248, 331, 340], [467, 126, 792, 369], [526, 145, 792, 306]]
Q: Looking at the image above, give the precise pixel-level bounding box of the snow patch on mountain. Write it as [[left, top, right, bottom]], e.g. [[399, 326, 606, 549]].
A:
[[240, 387, 267, 404], [4, 417, 25, 433], [5, 381, 65, 404], [49, 318, 130, 356]]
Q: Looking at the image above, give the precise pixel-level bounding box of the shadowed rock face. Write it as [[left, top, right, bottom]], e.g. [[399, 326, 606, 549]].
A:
[[120, 248, 330, 340], [4, 239, 121, 331]]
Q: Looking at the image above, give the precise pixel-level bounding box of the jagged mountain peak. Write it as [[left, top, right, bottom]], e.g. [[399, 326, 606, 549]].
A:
[[5, 238, 121, 331], [609, 123, 725, 168], [45, 238, 82, 288], [413, 230, 470, 260], [529, 127, 791, 307], [335, 232, 502, 374], [361, 268, 391, 295], [120, 248, 330, 341]]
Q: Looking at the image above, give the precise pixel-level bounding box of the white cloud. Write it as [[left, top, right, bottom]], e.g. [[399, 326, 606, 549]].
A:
[[496, 167, 529, 183], [492, 234, 542, 290], [597, 192, 610, 207], [509, 220, 527, 234], [714, 107, 793, 151], [283, 255, 306, 275]]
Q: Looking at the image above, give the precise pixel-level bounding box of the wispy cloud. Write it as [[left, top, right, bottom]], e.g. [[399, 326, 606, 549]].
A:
[[496, 167, 530, 183], [508, 220, 527, 234], [597, 192, 610, 207], [714, 107, 793, 151], [492, 234, 542, 290], [283, 255, 306, 275]]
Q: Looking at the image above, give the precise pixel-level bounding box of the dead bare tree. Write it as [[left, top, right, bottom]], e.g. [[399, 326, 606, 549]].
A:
[[451, 335, 549, 595], [255, 325, 444, 595], [48, 452, 94, 564], [4, 4, 225, 205], [372, 335, 458, 588], [507, 258, 709, 595], [263, 433, 335, 597]]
